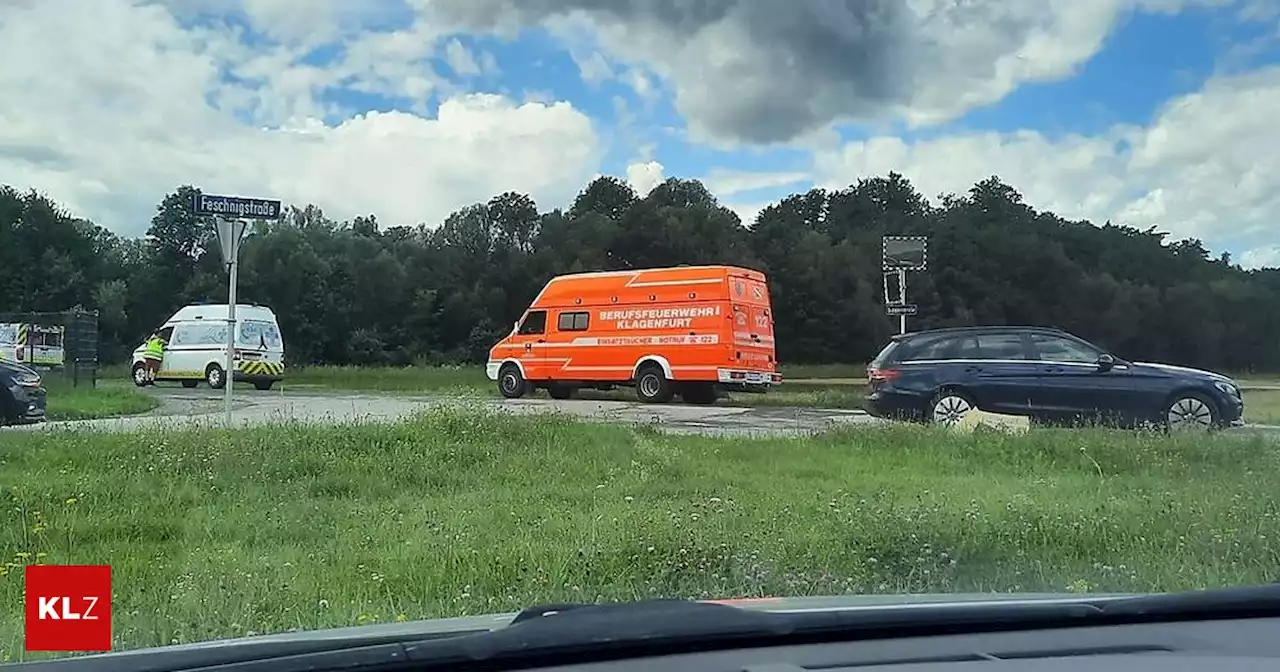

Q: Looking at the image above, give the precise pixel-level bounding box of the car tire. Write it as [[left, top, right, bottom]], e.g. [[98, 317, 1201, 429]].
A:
[[498, 364, 527, 399], [547, 384, 574, 400], [680, 383, 718, 405], [181, 380, 199, 389], [254, 381, 274, 391], [929, 389, 976, 427], [1164, 391, 1219, 432], [635, 363, 674, 404], [206, 363, 227, 390], [132, 363, 149, 388]]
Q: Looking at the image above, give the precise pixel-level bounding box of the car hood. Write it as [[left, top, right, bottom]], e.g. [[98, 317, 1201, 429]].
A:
[[70, 592, 1137, 659], [1127, 360, 1233, 382]]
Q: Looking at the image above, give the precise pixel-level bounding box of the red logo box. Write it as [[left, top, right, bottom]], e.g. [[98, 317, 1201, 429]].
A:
[[24, 565, 112, 652]]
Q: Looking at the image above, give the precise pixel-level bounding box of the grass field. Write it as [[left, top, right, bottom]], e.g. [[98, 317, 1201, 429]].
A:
[[3, 410, 1280, 660], [39, 376, 158, 422]]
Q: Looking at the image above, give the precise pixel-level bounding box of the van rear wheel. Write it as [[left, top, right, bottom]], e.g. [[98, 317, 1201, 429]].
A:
[[498, 364, 527, 399], [680, 383, 717, 405], [635, 364, 674, 404], [206, 363, 227, 390], [547, 384, 574, 400]]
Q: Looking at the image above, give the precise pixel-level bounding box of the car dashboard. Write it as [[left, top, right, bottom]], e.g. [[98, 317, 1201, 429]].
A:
[[510, 617, 1280, 672]]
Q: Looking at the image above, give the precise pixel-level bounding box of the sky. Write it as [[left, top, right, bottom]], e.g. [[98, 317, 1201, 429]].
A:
[[1, 0, 1279, 269]]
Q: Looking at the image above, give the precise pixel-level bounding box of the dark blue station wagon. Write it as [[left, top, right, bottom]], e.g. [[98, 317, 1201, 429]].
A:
[[863, 326, 1245, 430]]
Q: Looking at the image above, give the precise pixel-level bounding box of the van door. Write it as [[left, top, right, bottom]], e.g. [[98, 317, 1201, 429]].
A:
[[730, 303, 772, 378], [510, 309, 548, 380], [30, 326, 65, 365], [236, 319, 285, 377]]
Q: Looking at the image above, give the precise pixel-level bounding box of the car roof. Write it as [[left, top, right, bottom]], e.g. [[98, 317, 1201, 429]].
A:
[[891, 325, 1072, 341]]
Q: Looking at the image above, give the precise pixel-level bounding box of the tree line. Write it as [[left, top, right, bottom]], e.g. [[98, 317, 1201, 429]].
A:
[[2, 174, 1278, 372]]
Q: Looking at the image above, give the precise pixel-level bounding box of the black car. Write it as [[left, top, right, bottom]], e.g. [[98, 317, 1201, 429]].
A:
[[0, 357, 47, 426], [864, 326, 1245, 430]]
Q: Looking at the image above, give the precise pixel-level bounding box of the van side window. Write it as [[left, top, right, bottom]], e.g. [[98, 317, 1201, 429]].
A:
[[557, 311, 589, 331], [518, 310, 547, 335]]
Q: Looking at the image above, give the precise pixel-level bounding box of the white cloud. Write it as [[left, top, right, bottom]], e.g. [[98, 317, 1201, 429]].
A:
[[701, 169, 811, 198], [443, 38, 481, 76], [0, 0, 602, 235], [810, 65, 1280, 259], [625, 160, 664, 196], [1240, 245, 1280, 269]]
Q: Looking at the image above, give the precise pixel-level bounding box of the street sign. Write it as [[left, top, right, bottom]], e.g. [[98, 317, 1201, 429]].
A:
[[882, 236, 928, 271], [193, 193, 283, 220], [886, 303, 918, 316], [213, 219, 248, 267], [195, 190, 282, 430]]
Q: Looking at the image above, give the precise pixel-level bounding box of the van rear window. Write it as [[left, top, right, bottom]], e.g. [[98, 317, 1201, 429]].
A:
[[239, 321, 282, 349]]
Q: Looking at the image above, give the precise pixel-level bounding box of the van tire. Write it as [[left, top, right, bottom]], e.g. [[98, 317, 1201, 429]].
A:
[[498, 364, 527, 399], [680, 383, 717, 405], [206, 363, 227, 390], [547, 384, 574, 400], [131, 363, 149, 388], [254, 381, 274, 391], [181, 380, 199, 389], [635, 364, 674, 404]]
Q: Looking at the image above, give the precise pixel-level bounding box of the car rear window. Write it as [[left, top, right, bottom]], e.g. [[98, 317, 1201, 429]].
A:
[[869, 340, 900, 367]]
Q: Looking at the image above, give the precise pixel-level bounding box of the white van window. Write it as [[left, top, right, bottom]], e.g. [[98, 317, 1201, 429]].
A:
[[178, 324, 227, 346], [239, 320, 282, 349]]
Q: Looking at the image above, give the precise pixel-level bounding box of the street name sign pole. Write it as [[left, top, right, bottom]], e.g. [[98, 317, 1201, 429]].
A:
[[195, 192, 283, 428], [882, 236, 929, 335]]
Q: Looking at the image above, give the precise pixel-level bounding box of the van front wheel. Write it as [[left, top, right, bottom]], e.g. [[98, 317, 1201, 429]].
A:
[[635, 364, 674, 404], [498, 364, 527, 399], [131, 363, 149, 388]]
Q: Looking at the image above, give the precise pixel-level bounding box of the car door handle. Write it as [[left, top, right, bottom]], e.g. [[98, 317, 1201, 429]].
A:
[[536, 339, 546, 343], [964, 366, 984, 374]]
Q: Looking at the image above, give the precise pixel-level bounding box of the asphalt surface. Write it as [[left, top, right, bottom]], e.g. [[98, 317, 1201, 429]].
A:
[[10, 386, 881, 438], [8, 385, 1278, 439]]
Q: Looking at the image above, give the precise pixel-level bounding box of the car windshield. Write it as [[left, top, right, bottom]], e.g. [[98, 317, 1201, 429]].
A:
[[4, 4, 1280, 667]]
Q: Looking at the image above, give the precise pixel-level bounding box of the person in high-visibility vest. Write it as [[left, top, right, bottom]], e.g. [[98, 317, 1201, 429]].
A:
[[142, 332, 166, 384]]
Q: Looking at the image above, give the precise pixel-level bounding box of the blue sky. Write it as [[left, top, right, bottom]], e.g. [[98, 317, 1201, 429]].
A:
[[4, 0, 1279, 267]]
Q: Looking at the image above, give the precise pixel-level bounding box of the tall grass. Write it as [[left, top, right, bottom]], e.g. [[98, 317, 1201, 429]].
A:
[[2, 410, 1279, 659]]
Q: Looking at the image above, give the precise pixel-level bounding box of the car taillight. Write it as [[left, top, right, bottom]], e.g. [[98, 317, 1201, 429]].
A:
[[867, 367, 900, 383]]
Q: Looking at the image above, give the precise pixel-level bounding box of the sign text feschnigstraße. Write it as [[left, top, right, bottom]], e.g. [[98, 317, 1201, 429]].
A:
[[194, 193, 283, 220]]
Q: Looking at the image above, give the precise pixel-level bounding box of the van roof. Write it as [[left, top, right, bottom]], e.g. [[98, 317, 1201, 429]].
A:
[[532, 265, 768, 308], [166, 304, 279, 324]]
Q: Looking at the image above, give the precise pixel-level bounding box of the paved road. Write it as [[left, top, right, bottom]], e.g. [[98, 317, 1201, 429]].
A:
[[8, 387, 880, 438], [7, 386, 1278, 439]]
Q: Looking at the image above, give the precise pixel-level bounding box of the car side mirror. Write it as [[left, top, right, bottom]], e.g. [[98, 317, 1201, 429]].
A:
[[1096, 353, 1115, 371]]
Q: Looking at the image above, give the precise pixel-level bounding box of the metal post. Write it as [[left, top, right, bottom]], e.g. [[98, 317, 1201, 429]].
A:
[[898, 269, 907, 335], [224, 250, 238, 428]]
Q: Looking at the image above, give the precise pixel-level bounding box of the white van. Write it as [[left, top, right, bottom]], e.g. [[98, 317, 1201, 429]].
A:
[[131, 304, 285, 390], [0, 323, 66, 366]]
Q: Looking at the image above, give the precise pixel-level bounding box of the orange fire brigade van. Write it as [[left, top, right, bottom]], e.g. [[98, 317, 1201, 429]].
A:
[[487, 265, 781, 404]]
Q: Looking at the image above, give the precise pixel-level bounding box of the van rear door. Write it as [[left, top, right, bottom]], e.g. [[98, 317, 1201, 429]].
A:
[[236, 320, 284, 374]]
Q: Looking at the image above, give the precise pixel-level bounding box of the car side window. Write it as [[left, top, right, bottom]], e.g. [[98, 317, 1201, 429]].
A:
[[1031, 334, 1099, 363], [518, 310, 547, 335], [168, 326, 187, 346], [960, 333, 1029, 360], [901, 336, 957, 361], [557, 311, 589, 331]]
